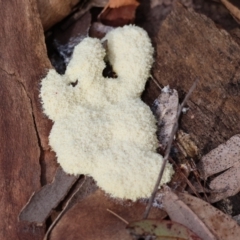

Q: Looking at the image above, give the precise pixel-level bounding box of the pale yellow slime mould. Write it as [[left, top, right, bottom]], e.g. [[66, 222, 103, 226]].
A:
[[40, 25, 174, 200]]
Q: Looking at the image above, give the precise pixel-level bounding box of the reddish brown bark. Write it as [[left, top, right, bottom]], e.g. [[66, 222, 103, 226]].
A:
[[36, 0, 80, 31], [0, 0, 53, 239], [50, 188, 167, 240]]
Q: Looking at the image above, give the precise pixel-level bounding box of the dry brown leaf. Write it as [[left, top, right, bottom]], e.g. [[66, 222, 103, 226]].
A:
[[221, 0, 240, 23], [127, 219, 201, 240], [162, 190, 216, 240], [49, 189, 167, 240], [198, 135, 240, 179], [178, 192, 240, 240], [44, 177, 97, 240], [108, 0, 139, 8], [152, 86, 179, 149], [99, 0, 139, 27], [197, 134, 240, 202], [208, 162, 240, 202], [162, 190, 240, 240], [19, 167, 78, 224], [99, 5, 138, 26]]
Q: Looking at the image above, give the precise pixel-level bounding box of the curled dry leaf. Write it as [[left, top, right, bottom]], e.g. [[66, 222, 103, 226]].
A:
[[152, 86, 179, 149], [99, 0, 139, 26], [127, 219, 201, 240], [19, 167, 78, 224], [178, 192, 240, 240], [162, 190, 216, 240], [162, 190, 240, 240], [197, 134, 240, 202], [49, 189, 167, 240]]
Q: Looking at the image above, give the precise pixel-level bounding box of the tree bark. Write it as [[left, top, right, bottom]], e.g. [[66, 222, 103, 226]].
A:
[[141, 2, 240, 155], [0, 0, 53, 239], [37, 0, 80, 31]]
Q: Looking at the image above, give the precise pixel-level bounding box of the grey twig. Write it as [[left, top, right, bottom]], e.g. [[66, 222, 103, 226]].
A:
[[143, 78, 199, 219]]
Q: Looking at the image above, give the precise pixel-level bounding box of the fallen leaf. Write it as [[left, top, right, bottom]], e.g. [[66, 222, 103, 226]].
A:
[[44, 177, 97, 240], [127, 219, 201, 240], [99, 0, 139, 27], [221, 0, 240, 24], [178, 192, 240, 240], [107, 0, 139, 8], [162, 190, 216, 240], [49, 189, 167, 240], [152, 86, 179, 149], [197, 134, 240, 202], [162, 190, 240, 240], [19, 167, 78, 224]]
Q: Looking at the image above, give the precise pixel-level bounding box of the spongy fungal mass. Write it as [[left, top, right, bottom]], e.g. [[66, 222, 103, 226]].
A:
[[40, 25, 174, 200]]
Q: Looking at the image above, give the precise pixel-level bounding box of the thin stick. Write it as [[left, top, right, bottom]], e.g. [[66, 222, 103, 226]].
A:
[[150, 75, 162, 90], [43, 176, 84, 240], [107, 209, 129, 225], [143, 79, 199, 219], [180, 171, 202, 199]]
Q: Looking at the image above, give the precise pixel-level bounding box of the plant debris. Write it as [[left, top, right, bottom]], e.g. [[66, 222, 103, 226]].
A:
[[197, 134, 240, 202], [152, 85, 179, 150], [127, 219, 201, 240], [162, 190, 240, 240], [19, 167, 78, 223]]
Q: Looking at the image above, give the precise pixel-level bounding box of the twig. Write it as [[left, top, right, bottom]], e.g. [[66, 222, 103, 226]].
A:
[[107, 209, 129, 225], [189, 159, 210, 202], [143, 79, 199, 219], [150, 75, 162, 90], [180, 171, 202, 199], [43, 176, 84, 240]]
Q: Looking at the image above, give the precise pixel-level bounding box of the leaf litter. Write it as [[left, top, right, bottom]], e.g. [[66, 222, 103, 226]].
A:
[[48, 189, 167, 240], [20, 1, 240, 238], [152, 85, 179, 150], [197, 134, 240, 202], [127, 219, 201, 240], [19, 167, 78, 224], [161, 189, 240, 240]]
